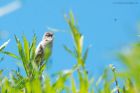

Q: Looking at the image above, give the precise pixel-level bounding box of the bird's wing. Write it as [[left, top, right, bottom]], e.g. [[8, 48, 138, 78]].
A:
[[35, 44, 44, 65]]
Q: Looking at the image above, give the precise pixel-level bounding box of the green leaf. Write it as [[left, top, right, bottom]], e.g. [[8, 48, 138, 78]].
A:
[[53, 75, 68, 92], [70, 76, 77, 93], [83, 47, 89, 63], [14, 35, 29, 76], [15, 35, 25, 61], [45, 77, 55, 93], [39, 62, 47, 74], [69, 11, 75, 25], [14, 35, 24, 59], [23, 35, 30, 61], [63, 45, 76, 58], [31, 79, 42, 93], [1, 51, 20, 60], [30, 34, 37, 61]]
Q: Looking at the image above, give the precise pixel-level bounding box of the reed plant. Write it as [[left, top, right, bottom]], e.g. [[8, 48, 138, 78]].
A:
[[0, 11, 139, 93]]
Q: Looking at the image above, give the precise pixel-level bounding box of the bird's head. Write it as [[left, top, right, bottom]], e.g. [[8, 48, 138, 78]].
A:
[[42, 32, 54, 42]]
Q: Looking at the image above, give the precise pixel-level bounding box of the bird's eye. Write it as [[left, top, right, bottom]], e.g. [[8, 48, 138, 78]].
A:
[[45, 34, 49, 37], [49, 34, 52, 37], [47, 34, 52, 37]]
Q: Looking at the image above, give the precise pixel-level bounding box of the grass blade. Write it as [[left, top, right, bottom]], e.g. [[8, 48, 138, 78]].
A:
[[23, 35, 30, 61], [63, 45, 76, 58], [1, 51, 20, 60]]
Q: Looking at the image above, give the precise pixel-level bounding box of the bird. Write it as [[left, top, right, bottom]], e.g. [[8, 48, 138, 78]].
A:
[[35, 32, 54, 67]]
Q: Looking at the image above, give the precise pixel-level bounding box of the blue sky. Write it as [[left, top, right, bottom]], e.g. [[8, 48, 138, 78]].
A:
[[0, 0, 140, 78]]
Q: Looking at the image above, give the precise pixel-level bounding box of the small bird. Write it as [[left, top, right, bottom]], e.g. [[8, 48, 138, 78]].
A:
[[35, 32, 54, 67]]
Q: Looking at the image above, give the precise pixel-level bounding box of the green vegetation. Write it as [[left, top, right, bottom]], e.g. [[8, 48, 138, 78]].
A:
[[0, 12, 139, 93]]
